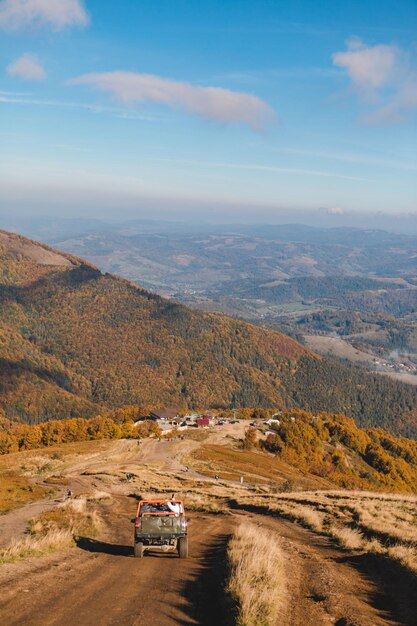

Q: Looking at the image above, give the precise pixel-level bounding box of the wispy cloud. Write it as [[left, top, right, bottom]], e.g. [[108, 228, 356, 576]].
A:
[[0, 93, 157, 121], [208, 67, 341, 85], [0, 0, 89, 31], [327, 206, 345, 215], [332, 38, 417, 124], [272, 147, 417, 172], [68, 71, 275, 131], [0, 89, 33, 96], [6, 53, 46, 80], [151, 157, 374, 182]]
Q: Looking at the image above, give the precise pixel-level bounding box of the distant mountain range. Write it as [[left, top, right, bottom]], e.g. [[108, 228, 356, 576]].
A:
[[1, 228, 417, 437], [42, 223, 417, 297]]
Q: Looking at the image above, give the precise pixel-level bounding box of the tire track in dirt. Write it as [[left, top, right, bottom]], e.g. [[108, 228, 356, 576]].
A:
[[2, 498, 415, 626], [235, 510, 417, 626], [1, 435, 417, 626], [0, 497, 234, 626]]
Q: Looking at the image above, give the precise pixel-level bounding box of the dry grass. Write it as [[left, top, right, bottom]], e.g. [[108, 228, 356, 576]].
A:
[[0, 471, 50, 514], [86, 490, 112, 503], [269, 502, 325, 532], [0, 440, 114, 469], [330, 526, 365, 550], [187, 444, 333, 490], [227, 522, 286, 626], [387, 544, 417, 571], [18, 454, 63, 476], [29, 497, 103, 538], [0, 497, 103, 565], [233, 489, 417, 574], [179, 429, 209, 442], [0, 530, 73, 564], [183, 493, 226, 514]]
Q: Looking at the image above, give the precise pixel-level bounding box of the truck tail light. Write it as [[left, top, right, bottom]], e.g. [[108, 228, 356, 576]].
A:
[[181, 518, 187, 530], [135, 518, 141, 529]]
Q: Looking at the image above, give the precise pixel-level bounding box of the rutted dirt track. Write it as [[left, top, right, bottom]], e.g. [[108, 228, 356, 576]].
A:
[[241, 512, 417, 626], [0, 498, 233, 626], [1, 432, 417, 626], [1, 500, 416, 626]]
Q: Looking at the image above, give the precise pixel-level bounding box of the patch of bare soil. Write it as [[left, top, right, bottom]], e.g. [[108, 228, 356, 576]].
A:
[[0, 498, 60, 548]]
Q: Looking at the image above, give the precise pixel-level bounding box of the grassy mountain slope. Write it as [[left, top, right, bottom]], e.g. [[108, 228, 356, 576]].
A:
[[187, 410, 417, 493], [1, 229, 417, 436]]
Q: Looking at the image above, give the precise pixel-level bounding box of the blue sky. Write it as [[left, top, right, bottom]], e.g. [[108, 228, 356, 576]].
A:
[[1, 0, 416, 220]]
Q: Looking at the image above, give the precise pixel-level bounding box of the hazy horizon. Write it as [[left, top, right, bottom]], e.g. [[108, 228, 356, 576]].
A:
[[1, 0, 416, 220], [2, 208, 417, 238]]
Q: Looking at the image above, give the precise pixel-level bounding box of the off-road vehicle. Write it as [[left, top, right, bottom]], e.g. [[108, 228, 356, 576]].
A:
[[132, 498, 189, 558]]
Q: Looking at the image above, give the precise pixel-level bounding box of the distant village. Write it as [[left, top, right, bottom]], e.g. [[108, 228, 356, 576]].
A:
[[372, 358, 417, 374], [136, 408, 283, 435]]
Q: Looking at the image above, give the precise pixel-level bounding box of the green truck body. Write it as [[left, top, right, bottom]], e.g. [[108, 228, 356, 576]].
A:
[[139, 515, 183, 536]]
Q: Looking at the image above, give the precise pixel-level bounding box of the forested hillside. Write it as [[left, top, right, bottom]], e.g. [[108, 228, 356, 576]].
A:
[[260, 409, 417, 492], [1, 229, 417, 437]]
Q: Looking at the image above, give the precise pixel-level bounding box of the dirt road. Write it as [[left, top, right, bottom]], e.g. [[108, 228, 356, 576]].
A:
[[241, 511, 417, 626], [1, 497, 416, 626], [1, 432, 417, 625], [0, 497, 234, 626]]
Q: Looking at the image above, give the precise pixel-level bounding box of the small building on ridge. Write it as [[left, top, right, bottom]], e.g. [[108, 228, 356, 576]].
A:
[[150, 408, 180, 421]]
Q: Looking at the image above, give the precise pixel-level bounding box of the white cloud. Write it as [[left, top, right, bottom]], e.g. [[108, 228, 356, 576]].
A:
[[68, 71, 275, 130], [0, 0, 89, 30], [332, 38, 417, 123], [333, 38, 398, 90], [327, 207, 345, 215], [7, 53, 46, 80]]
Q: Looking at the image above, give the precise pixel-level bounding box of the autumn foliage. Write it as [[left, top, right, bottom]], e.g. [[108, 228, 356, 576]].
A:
[[261, 410, 417, 492], [0, 413, 161, 455]]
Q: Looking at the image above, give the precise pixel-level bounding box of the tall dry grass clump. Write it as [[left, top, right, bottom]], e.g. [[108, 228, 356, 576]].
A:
[[387, 544, 417, 571], [29, 497, 103, 538], [330, 526, 364, 550], [227, 522, 286, 626], [0, 530, 73, 564], [270, 502, 324, 532]]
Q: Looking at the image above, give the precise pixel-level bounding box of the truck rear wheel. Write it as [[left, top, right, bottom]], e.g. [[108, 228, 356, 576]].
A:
[[134, 542, 144, 558], [178, 537, 188, 559]]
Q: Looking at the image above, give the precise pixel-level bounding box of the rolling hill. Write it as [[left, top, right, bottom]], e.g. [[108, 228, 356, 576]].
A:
[[1, 229, 417, 437]]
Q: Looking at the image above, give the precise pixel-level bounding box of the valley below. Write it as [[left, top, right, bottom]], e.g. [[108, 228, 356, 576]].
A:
[[38, 221, 417, 387], [304, 335, 417, 386]]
